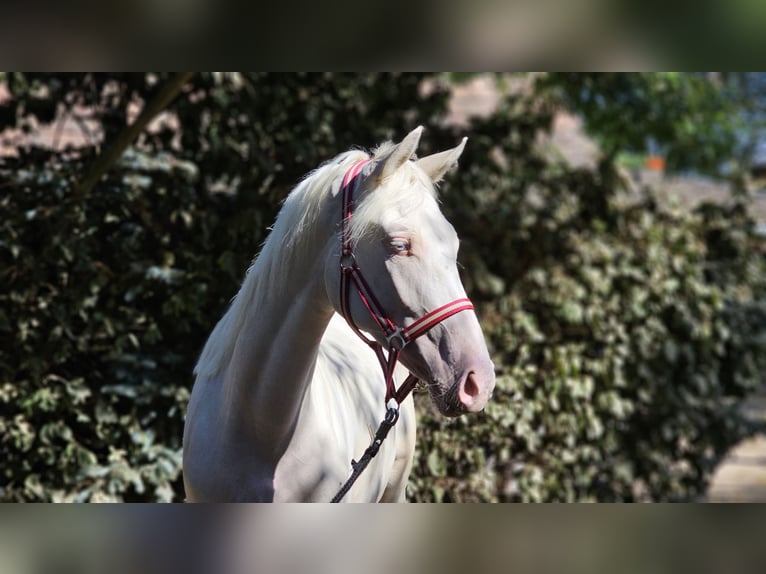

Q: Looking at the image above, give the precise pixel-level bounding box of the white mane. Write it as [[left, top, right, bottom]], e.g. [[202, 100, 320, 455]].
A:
[[194, 144, 436, 381]]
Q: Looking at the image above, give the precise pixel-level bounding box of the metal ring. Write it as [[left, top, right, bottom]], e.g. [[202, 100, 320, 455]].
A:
[[386, 329, 407, 350]]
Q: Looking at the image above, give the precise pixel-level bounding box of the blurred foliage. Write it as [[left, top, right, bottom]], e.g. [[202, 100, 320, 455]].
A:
[[1, 73, 764, 502], [542, 73, 744, 175]]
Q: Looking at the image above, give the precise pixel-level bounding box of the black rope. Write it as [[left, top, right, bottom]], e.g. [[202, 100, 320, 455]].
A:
[[331, 407, 400, 503]]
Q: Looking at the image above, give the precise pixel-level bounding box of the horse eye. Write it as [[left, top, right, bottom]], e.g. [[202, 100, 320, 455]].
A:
[[390, 239, 410, 253]]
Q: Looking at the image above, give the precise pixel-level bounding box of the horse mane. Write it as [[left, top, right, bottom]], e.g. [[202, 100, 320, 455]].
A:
[[194, 142, 436, 381]]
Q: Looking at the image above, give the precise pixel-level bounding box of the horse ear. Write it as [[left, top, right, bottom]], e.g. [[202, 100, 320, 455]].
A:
[[374, 126, 424, 182], [416, 137, 467, 183]]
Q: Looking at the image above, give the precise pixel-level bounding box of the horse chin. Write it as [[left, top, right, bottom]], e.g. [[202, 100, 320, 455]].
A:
[[426, 381, 466, 418], [399, 356, 466, 416]]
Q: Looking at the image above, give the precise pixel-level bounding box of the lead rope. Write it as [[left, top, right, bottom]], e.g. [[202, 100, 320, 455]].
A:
[[330, 402, 401, 503], [331, 369, 419, 502]]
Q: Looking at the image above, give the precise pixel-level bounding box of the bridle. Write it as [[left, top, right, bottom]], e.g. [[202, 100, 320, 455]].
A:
[[331, 158, 475, 502], [339, 158, 474, 407]]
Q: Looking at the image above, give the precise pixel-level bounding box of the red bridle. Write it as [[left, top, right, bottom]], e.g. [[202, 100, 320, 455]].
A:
[[338, 159, 475, 406]]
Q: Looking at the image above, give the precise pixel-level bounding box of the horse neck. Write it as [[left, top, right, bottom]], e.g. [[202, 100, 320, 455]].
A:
[[221, 203, 338, 463]]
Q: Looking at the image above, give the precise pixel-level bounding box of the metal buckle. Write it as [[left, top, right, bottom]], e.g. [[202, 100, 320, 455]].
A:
[[340, 252, 356, 270], [386, 329, 407, 350], [384, 406, 400, 425]]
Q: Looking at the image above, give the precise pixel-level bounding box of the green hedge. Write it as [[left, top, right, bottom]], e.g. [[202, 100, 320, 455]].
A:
[[409, 95, 766, 501], [412, 190, 766, 501], [1, 73, 764, 501]]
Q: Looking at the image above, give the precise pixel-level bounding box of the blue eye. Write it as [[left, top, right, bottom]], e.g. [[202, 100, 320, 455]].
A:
[[390, 239, 410, 253]]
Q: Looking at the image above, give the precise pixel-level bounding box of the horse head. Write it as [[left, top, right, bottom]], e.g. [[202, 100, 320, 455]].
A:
[[324, 127, 496, 417]]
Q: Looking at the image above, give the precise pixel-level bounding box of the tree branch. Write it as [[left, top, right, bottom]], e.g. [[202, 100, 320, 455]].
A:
[[73, 72, 195, 199]]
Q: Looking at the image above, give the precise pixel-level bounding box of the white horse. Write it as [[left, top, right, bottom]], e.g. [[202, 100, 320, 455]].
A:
[[183, 127, 495, 502]]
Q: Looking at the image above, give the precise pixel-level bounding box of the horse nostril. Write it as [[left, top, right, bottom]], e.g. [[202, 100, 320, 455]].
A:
[[463, 372, 480, 398], [457, 368, 495, 413], [457, 371, 482, 411]]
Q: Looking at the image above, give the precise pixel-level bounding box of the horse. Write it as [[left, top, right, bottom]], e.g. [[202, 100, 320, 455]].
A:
[[182, 127, 496, 502]]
